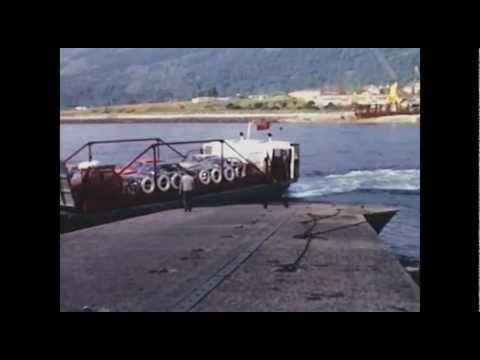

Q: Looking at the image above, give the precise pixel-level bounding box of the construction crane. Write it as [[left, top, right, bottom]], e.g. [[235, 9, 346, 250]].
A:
[[386, 82, 402, 111], [385, 62, 420, 110]]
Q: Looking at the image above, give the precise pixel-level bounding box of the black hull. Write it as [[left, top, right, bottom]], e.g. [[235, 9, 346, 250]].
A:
[[61, 181, 290, 233], [355, 110, 419, 119]]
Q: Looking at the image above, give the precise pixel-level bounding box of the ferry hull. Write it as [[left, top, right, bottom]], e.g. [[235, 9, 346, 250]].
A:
[[61, 181, 291, 233], [355, 109, 419, 119]]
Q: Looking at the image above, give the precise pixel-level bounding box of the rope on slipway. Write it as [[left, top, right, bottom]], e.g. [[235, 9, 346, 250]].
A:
[[275, 210, 366, 273]]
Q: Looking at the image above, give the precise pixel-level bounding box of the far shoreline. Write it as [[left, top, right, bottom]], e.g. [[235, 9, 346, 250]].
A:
[[60, 112, 420, 125]]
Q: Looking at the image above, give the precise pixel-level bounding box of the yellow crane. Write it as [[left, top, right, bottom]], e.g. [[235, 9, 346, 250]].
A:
[[386, 82, 402, 111]]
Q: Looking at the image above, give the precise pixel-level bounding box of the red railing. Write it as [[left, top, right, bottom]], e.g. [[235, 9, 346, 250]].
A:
[[63, 138, 268, 183], [64, 138, 186, 163]]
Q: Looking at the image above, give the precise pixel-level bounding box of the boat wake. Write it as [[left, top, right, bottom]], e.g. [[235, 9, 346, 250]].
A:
[[289, 169, 420, 198]]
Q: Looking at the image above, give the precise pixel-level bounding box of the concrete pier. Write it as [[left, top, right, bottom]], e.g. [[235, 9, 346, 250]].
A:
[[60, 203, 419, 312]]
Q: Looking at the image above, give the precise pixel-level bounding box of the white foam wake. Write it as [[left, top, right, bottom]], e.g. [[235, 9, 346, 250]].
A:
[[289, 169, 420, 198]]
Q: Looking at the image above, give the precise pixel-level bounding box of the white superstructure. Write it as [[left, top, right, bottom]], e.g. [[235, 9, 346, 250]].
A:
[[202, 125, 297, 180]]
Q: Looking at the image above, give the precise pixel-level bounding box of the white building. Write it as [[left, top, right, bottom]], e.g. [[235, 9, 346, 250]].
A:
[[402, 82, 421, 95], [192, 97, 231, 104], [248, 95, 267, 101], [362, 85, 381, 95]]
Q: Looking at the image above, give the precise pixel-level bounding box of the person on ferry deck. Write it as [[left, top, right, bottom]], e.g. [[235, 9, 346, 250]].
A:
[[179, 172, 195, 212], [281, 151, 290, 180], [264, 154, 271, 176]]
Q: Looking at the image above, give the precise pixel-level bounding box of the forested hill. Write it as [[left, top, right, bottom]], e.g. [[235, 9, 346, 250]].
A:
[[60, 48, 420, 108]]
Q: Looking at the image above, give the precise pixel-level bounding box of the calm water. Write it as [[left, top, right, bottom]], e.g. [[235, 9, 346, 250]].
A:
[[60, 123, 420, 262]]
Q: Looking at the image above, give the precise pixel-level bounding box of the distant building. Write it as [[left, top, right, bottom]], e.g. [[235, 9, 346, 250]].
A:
[[74, 106, 88, 111], [413, 82, 421, 94], [290, 90, 352, 107], [402, 82, 421, 95], [248, 95, 266, 101], [192, 97, 231, 104], [362, 85, 381, 95]]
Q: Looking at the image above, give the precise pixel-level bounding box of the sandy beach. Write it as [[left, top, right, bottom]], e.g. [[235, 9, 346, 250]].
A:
[[60, 112, 419, 125]]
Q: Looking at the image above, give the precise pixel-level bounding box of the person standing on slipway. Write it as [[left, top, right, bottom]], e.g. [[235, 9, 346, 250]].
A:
[[179, 172, 195, 212]]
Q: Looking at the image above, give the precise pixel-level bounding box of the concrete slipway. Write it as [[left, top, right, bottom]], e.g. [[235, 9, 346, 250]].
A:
[[60, 203, 420, 312]]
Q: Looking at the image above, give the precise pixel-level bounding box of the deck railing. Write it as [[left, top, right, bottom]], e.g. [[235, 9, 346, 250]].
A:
[[62, 138, 268, 184]]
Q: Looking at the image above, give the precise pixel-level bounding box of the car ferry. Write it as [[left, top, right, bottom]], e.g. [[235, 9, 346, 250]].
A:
[[60, 122, 300, 215]]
